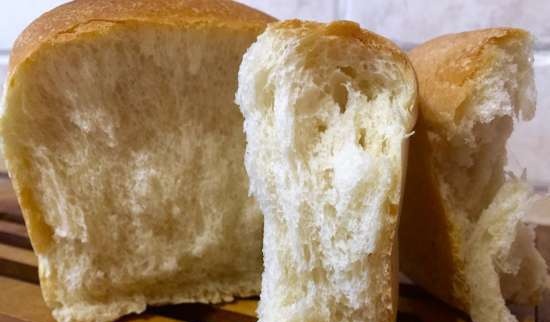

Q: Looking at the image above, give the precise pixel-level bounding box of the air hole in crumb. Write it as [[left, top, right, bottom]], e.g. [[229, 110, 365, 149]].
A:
[[262, 84, 275, 109], [338, 66, 357, 78], [358, 79, 375, 100], [333, 83, 348, 113], [387, 203, 398, 216], [312, 267, 324, 284], [324, 204, 336, 218], [257, 70, 275, 110], [358, 128, 367, 148], [381, 138, 388, 153], [317, 122, 327, 133], [303, 245, 311, 262], [321, 170, 334, 190]]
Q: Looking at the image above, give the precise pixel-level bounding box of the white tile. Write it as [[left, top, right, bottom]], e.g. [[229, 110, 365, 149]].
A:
[[342, 0, 550, 44], [0, 0, 69, 49], [238, 0, 339, 21], [507, 50, 550, 187]]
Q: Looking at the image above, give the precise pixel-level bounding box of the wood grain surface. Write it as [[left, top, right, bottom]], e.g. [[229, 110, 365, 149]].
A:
[[0, 175, 547, 322]]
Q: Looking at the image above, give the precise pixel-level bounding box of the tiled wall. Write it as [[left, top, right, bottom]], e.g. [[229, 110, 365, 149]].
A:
[[0, 0, 549, 187], [2, 0, 549, 46], [240, 0, 550, 41]]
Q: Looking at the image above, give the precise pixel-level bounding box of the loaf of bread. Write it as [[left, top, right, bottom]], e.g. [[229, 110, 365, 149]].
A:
[[236, 20, 417, 322], [399, 28, 548, 322], [0, 1, 274, 321]]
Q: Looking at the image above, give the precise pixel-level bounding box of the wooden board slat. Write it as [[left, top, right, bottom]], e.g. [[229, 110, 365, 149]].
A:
[[149, 303, 257, 322], [120, 314, 187, 322], [399, 297, 466, 322], [0, 313, 29, 322], [0, 219, 32, 250], [218, 299, 258, 317], [0, 243, 38, 267], [0, 276, 55, 322], [0, 243, 39, 285], [0, 176, 21, 219]]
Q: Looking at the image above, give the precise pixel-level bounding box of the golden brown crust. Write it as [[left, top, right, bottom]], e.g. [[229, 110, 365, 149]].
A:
[[273, 20, 414, 71], [9, 0, 275, 75], [400, 27, 531, 313], [408, 28, 529, 132], [273, 19, 407, 58]]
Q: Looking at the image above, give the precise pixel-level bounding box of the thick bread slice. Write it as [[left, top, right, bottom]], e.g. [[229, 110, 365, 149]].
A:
[[1, 1, 274, 321], [399, 28, 548, 322], [236, 20, 417, 322]]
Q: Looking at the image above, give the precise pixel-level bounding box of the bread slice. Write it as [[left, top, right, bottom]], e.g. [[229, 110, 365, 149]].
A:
[[399, 28, 548, 322], [0, 1, 274, 321], [236, 20, 417, 322]]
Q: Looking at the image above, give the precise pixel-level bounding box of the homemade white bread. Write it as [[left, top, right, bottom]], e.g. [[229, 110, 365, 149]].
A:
[[0, 1, 274, 321], [399, 28, 548, 322], [236, 20, 417, 322]]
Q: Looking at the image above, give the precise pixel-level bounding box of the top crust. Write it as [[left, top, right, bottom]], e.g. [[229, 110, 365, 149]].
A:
[[267, 20, 418, 131], [9, 0, 275, 75], [408, 28, 530, 131], [274, 19, 410, 59]]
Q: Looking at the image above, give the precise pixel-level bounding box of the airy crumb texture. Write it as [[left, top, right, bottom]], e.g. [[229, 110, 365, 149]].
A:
[[400, 28, 548, 322], [236, 20, 417, 322], [466, 179, 547, 322], [1, 1, 274, 321]]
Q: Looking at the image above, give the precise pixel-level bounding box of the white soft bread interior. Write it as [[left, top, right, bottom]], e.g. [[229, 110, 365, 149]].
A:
[[467, 178, 547, 322], [399, 28, 548, 322], [236, 20, 417, 322], [0, 1, 274, 321]]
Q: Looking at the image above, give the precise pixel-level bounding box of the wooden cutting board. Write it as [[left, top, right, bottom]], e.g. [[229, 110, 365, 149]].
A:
[[0, 174, 547, 322]]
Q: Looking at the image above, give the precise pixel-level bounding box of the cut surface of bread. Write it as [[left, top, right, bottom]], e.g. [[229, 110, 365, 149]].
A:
[[236, 20, 417, 322], [399, 28, 548, 322], [0, 1, 274, 321]]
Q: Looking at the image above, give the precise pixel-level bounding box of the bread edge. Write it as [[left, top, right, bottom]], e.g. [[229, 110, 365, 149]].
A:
[[400, 27, 534, 311]]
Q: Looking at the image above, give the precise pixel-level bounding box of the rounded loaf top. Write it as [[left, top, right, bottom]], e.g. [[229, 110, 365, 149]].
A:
[[9, 0, 276, 75]]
